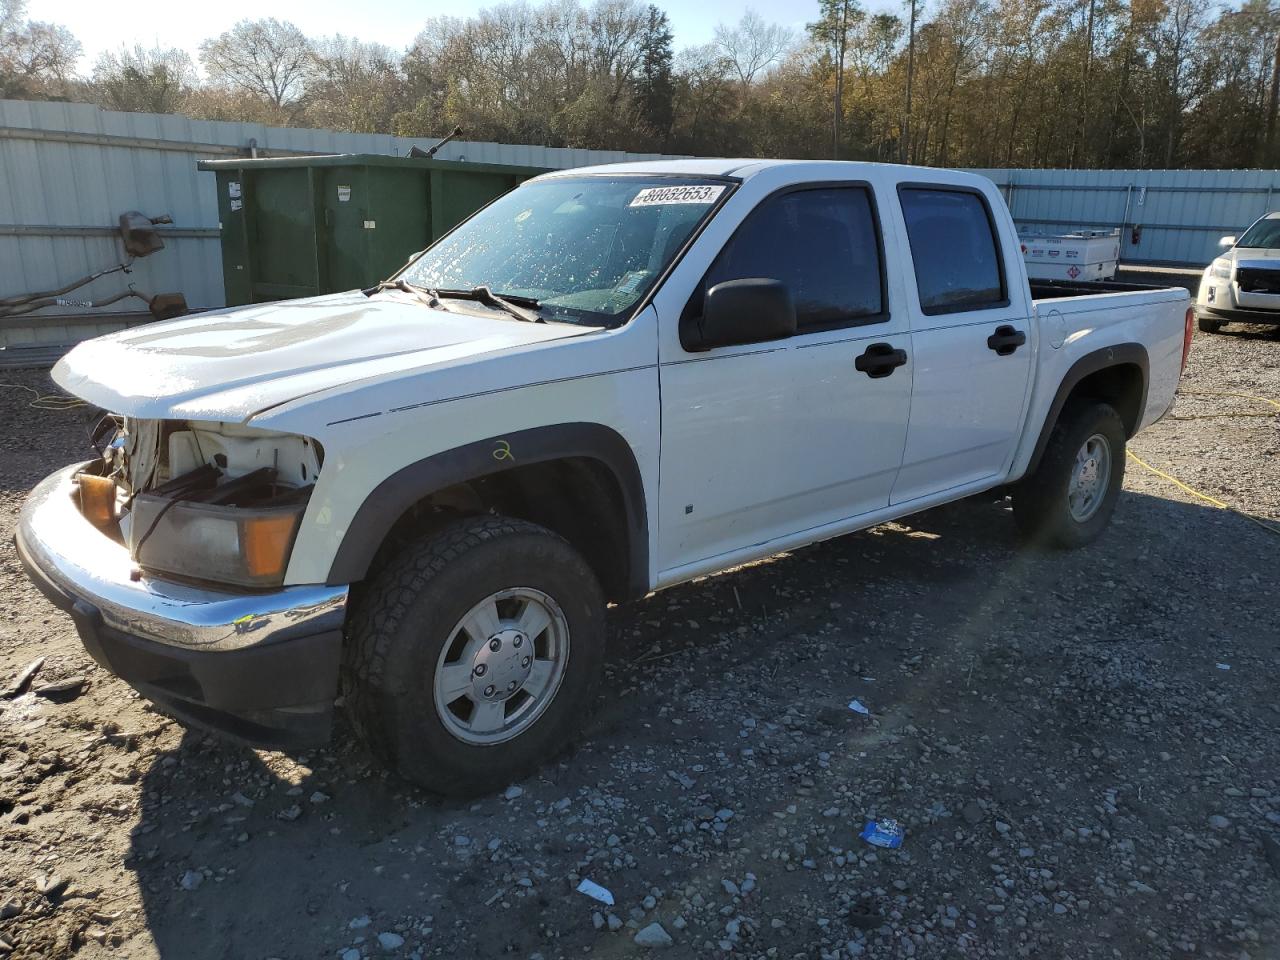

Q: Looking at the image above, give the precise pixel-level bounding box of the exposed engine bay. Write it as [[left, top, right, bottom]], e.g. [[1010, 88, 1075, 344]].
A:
[[79, 417, 322, 588], [105, 418, 321, 499]]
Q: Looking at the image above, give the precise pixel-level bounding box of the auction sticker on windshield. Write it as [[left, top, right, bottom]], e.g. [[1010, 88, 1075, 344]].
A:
[[629, 185, 726, 207]]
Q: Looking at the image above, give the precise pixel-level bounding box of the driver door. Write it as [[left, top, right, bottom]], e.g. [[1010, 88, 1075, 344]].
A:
[[655, 184, 913, 576]]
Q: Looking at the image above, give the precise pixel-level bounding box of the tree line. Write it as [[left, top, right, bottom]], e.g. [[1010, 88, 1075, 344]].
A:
[[2, 0, 1279, 169]]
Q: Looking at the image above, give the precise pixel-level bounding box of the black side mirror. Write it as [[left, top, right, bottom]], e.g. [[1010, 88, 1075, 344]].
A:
[[682, 278, 796, 351]]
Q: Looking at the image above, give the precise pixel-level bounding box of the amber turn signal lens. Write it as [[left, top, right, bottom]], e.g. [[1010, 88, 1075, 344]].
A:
[[78, 474, 117, 529], [241, 512, 301, 579]]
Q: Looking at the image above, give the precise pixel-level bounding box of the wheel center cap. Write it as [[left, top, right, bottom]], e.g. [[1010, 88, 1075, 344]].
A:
[[470, 629, 533, 701]]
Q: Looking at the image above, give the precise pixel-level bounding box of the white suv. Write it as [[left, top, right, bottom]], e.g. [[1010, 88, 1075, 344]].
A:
[[1196, 212, 1280, 332]]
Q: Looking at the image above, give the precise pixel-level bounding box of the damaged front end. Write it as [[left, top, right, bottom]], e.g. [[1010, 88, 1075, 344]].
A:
[[15, 417, 346, 748], [79, 417, 323, 589]]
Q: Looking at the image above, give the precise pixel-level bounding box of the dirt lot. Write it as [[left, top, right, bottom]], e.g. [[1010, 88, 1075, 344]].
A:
[[0, 326, 1278, 960]]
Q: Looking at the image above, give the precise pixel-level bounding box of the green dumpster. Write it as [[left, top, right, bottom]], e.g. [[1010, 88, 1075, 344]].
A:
[[198, 154, 549, 306]]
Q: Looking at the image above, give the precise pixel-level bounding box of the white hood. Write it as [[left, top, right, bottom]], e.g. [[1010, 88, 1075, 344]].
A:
[[53, 291, 595, 423], [1223, 246, 1280, 269]]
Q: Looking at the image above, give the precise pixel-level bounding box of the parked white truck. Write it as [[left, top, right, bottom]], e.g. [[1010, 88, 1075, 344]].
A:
[[1196, 212, 1280, 332], [17, 160, 1193, 794]]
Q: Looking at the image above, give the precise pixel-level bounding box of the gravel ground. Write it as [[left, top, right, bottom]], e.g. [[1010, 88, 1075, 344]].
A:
[[0, 325, 1277, 960]]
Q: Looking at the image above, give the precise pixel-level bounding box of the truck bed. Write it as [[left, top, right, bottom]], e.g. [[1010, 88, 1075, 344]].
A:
[[1025, 277, 1190, 448], [1029, 278, 1179, 300]]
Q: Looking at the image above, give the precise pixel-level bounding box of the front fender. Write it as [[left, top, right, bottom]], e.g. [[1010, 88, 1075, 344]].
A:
[[323, 423, 649, 597]]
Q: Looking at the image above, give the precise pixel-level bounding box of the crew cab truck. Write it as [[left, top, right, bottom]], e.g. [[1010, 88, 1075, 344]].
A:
[[1195, 212, 1280, 332], [17, 160, 1194, 795]]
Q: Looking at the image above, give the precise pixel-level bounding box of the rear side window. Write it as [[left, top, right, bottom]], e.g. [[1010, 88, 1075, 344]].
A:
[[702, 186, 886, 331], [899, 187, 1006, 314]]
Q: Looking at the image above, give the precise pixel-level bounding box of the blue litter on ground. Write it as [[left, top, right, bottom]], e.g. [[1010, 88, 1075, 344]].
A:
[[860, 818, 904, 849]]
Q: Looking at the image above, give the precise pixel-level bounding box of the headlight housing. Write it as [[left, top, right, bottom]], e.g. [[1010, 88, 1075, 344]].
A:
[[129, 493, 307, 589], [1212, 258, 1233, 280], [100, 419, 322, 590]]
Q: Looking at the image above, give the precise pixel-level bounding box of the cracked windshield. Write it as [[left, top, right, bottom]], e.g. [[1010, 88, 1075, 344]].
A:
[[401, 177, 729, 325]]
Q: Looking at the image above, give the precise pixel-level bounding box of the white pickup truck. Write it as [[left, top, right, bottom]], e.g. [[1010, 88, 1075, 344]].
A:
[[17, 160, 1193, 794]]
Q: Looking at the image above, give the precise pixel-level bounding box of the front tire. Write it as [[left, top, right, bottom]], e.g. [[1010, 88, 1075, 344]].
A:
[[1197, 315, 1223, 334], [343, 516, 605, 796], [1013, 401, 1126, 548]]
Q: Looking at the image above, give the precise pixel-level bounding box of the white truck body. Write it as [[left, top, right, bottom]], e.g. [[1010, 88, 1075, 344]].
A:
[[49, 160, 1189, 589], [1020, 228, 1120, 282], [18, 159, 1192, 773]]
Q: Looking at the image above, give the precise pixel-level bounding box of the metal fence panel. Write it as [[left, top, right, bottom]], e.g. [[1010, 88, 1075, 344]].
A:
[[5, 97, 1280, 350], [976, 166, 1280, 267], [0, 99, 694, 347]]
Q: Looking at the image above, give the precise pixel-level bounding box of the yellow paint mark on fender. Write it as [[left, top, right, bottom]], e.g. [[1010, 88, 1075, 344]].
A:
[[493, 440, 514, 463]]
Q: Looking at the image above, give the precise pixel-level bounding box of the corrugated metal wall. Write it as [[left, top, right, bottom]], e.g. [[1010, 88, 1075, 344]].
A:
[[0, 99, 682, 349], [974, 167, 1280, 267], [4, 98, 1280, 351]]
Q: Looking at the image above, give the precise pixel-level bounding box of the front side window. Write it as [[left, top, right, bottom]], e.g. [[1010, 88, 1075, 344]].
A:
[[401, 176, 729, 326], [700, 186, 886, 331], [900, 187, 1006, 314]]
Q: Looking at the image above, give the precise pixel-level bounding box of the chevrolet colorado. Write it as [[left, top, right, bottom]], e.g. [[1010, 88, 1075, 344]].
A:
[[17, 160, 1194, 794]]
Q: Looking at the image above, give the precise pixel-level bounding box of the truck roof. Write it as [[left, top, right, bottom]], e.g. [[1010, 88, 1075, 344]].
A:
[[536, 157, 986, 186]]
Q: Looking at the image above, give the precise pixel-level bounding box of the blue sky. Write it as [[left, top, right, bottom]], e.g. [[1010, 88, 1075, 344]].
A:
[[35, 0, 848, 71]]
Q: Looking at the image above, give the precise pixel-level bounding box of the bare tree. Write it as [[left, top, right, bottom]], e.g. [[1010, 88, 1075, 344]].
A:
[[0, 0, 80, 99], [91, 45, 196, 114], [306, 36, 405, 133], [1267, 24, 1280, 162], [199, 18, 313, 110], [1152, 0, 1210, 165], [904, 0, 918, 162], [589, 0, 649, 98], [714, 10, 793, 86]]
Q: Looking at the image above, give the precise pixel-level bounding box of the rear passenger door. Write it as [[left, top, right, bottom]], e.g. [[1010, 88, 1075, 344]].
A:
[[889, 184, 1033, 504], [656, 184, 913, 575]]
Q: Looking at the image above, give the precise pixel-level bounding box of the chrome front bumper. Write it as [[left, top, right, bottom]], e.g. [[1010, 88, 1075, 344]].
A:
[[15, 464, 349, 747], [16, 464, 347, 651]]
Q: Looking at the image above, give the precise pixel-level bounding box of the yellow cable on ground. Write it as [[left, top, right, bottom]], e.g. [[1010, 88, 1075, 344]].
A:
[[0, 382, 86, 410], [1177, 389, 1280, 411], [1126, 450, 1280, 538], [1125, 450, 1230, 509], [1126, 388, 1280, 537]]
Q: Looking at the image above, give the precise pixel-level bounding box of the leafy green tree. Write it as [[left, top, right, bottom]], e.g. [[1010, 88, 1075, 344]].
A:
[[808, 0, 865, 157], [634, 5, 675, 147]]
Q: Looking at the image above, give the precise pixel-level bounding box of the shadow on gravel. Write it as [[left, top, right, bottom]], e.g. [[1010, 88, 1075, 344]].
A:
[[1204, 323, 1280, 342], [122, 488, 1275, 959]]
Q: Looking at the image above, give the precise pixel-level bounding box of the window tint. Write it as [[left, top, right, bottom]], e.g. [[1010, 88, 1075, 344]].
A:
[[703, 187, 884, 330], [899, 188, 1005, 314]]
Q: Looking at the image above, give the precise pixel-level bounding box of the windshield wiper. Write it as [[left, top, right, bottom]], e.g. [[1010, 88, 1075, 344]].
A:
[[432, 286, 544, 323], [367, 280, 543, 323], [364, 278, 456, 310]]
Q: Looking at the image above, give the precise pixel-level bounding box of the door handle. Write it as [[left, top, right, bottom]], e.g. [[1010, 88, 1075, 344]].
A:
[[855, 342, 908, 378], [987, 325, 1027, 356]]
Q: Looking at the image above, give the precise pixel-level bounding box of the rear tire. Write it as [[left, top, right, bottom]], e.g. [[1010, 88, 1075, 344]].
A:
[[1013, 401, 1126, 549], [1197, 316, 1223, 334], [343, 515, 605, 796]]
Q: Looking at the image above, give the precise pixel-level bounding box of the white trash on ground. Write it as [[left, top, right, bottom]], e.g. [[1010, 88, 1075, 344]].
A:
[[576, 878, 615, 906]]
